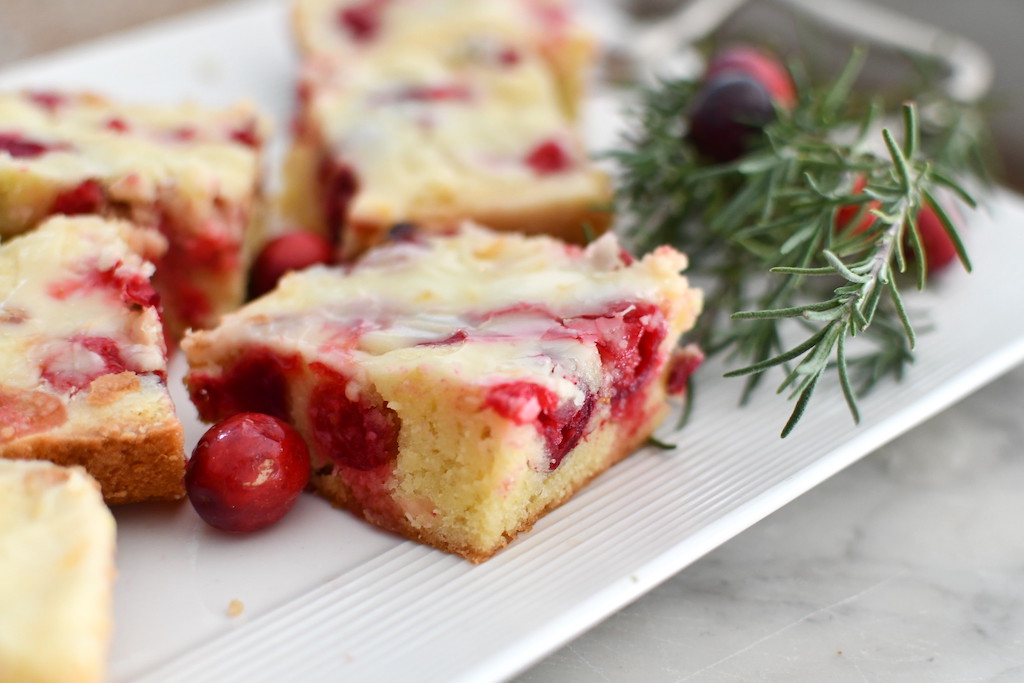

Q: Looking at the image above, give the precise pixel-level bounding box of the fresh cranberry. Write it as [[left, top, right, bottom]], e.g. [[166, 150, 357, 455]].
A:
[[249, 231, 334, 299], [39, 335, 128, 394], [908, 206, 959, 274], [0, 132, 59, 159], [706, 46, 796, 109], [688, 74, 775, 163], [185, 412, 311, 533], [337, 0, 384, 42], [526, 139, 573, 175], [484, 381, 594, 472], [834, 175, 879, 236], [188, 347, 299, 423], [51, 179, 105, 216], [307, 363, 399, 471]]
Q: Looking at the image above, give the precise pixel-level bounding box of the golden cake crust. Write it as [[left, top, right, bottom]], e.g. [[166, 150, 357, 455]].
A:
[[0, 399, 185, 504]]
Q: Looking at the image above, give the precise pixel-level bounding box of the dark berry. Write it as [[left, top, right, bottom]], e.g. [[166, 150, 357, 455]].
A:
[[249, 231, 334, 299], [688, 74, 775, 163], [706, 46, 796, 109], [185, 413, 311, 533]]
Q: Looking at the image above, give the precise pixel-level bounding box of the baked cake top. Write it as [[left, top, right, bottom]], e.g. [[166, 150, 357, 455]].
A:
[[299, 44, 606, 227], [0, 215, 167, 398], [0, 91, 265, 207], [292, 0, 595, 117], [293, 0, 588, 61], [185, 226, 700, 402]]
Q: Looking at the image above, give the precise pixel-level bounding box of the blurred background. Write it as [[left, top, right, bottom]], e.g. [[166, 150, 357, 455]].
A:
[[0, 0, 1021, 190]]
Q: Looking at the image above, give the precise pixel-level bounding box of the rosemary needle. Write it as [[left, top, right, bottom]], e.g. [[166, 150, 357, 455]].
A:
[[611, 48, 993, 436]]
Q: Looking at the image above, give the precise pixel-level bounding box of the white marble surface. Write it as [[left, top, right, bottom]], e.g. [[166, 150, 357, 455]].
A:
[[518, 364, 1024, 682]]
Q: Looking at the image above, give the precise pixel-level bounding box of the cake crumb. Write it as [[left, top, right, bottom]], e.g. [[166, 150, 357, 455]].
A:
[[227, 599, 245, 618]]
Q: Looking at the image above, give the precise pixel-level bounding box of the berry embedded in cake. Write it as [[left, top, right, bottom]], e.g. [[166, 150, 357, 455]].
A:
[[182, 225, 702, 562], [0, 215, 185, 504], [0, 90, 268, 338], [0, 459, 116, 683]]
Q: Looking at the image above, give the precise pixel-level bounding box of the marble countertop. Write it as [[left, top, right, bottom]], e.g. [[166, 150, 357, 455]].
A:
[[518, 365, 1024, 681]]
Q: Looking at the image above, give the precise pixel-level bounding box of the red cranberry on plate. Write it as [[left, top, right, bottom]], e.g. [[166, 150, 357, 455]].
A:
[[908, 205, 960, 275], [185, 412, 311, 533]]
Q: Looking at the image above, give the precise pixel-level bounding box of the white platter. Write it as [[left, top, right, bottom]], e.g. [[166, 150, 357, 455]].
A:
[[3, 1, 1024, 681]]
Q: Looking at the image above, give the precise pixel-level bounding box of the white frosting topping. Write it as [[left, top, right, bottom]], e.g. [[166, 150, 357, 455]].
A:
[[0, 93, 263, 202], [198, 226, 691, 403], [294, 0, 582, 60], [0, 215, 167, 391], [301, 34, 605, 225]]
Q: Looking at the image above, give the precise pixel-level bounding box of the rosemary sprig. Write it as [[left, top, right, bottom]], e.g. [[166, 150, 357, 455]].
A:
[[612, 48, 992, 436]]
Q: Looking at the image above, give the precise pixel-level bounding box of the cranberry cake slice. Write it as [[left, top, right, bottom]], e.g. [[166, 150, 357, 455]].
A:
[[291, 0, 596, 116], [0, 459, 115, 683], [0, 91, 268, 338], [0, 215, 185, 504], [282, 43, 611, 260], [183, 225, 702, 562]]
